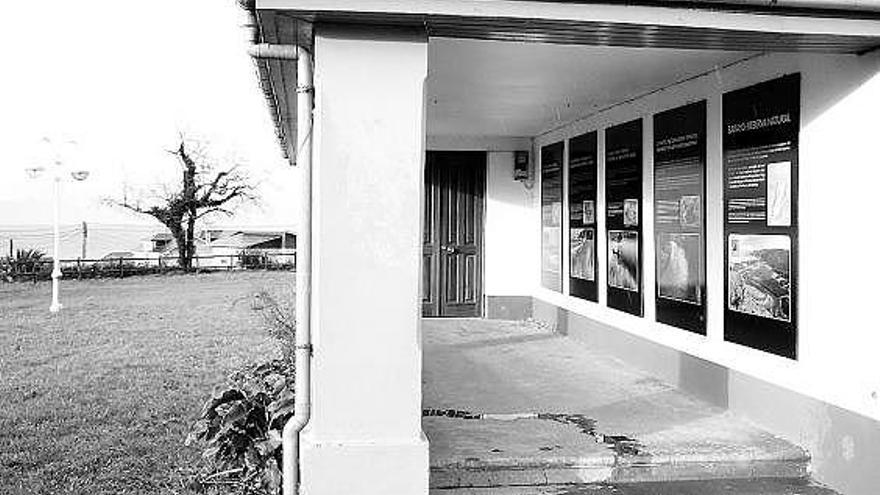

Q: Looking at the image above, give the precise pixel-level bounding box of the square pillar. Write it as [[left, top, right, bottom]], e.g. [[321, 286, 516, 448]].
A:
[[300, 26, 429, 495]]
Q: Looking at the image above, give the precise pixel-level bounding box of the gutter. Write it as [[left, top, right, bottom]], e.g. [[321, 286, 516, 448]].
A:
[[240, 0, 293, 162], [255, 0, 880, 20], [241, 2, 314, 494], [665, 0, 880, 14]]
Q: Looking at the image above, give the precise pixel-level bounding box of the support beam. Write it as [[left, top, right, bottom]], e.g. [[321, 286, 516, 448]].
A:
[[299, 25, 429, 495]]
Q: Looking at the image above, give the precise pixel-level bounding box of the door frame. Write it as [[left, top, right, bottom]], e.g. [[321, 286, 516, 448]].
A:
[[422, 150, 487, 318]]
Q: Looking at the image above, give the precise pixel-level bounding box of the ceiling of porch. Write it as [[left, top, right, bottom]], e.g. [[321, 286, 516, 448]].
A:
[[426, 38, 753, 138]]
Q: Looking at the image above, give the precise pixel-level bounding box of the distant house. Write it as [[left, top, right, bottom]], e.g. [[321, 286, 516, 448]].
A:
[[199, 230, 296, 268], [145, 229, 296, 268], [209, 231, 295, 251]]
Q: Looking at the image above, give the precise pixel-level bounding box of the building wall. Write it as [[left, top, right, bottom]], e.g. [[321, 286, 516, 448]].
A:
[[521, 50, 880, 494], [484, 152, 538, 292], [483, 151, 540, 319]]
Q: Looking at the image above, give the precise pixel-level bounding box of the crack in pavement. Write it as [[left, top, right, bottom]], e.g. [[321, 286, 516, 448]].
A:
[[423, 408, 645, 457]]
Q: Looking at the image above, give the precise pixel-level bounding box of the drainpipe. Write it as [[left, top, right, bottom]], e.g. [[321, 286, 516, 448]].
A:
[[283, 45, 313, 495], [240, 4, 314, 494]]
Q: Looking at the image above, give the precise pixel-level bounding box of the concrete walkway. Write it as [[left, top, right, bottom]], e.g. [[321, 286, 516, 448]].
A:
[[422, 319, 809, 490]]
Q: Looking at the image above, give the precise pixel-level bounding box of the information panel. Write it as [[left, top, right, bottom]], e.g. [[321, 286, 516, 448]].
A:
[[653, 101, 707, 334], [605, 119, 643, 317], [541, 141, 564, 292], [568, 131, 599, 302], [723, 74, 799, 359]]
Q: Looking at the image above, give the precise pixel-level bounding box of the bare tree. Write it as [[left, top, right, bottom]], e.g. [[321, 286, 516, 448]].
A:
[[112, 138, 256, 271]]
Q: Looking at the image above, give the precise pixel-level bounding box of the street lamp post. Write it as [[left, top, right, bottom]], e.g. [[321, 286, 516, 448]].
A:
[[26, 138, 89, 313], [50, 173, 62, 312]]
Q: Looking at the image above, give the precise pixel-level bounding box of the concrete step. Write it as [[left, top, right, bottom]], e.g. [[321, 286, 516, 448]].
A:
[[427, 415, 809, 489]]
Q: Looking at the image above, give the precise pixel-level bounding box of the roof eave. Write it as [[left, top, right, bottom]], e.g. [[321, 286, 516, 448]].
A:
[[246, 1, 880, 164], [241, 1, 305, 166]]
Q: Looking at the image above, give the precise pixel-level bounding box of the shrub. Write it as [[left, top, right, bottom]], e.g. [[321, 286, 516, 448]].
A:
[[13, 248, 47, 270], [239, 250, 268, 269], [186, 360, 294, 494], [187, 286, 296, 494], [2, 248, 48, 280]]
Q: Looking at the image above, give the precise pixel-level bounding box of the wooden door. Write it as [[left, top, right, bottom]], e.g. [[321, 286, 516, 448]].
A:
[[422, 151, 485, 317]]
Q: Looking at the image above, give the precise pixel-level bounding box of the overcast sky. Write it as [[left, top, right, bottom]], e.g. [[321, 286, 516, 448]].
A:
[[0, 0, 299, 229]]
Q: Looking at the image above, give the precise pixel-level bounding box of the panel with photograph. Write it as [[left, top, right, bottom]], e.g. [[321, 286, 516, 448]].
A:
[[653, 100, 707, 333], [541, 141, 564, 292], [569, 131, 599, 301], [722, 73, 799, 359]]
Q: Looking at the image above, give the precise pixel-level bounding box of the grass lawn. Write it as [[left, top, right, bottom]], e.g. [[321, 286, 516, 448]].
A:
[[0, 271, 294, 494]]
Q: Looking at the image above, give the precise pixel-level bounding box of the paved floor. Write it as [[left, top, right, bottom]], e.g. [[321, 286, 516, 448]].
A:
[[422, 319, 809, 490]]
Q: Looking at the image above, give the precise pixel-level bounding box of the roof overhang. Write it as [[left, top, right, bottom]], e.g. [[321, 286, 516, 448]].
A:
[[257, 0, 880, 52], [247, 0, 880, 164]]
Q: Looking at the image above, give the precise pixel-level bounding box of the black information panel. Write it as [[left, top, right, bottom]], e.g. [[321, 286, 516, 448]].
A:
[[605, 119, 643, 317], [723, 74, 799, 359], [541, 141, 564, 292], [568, 131, 599, 302], [653, 101, 707, 335]]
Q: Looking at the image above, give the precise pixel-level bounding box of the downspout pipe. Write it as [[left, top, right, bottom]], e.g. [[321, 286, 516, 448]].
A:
[[250, 43, 313, 495], [240, 4, 314, 494], [283, 45, 313, 495], [248, 43, 300, 60]]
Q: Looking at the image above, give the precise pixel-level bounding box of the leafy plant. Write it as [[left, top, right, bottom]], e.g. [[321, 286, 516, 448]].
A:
[[187, 286, 296, 494], [1, 248, 48, 281], [187, 360, 294, 494], [12, 248, 47, 271]]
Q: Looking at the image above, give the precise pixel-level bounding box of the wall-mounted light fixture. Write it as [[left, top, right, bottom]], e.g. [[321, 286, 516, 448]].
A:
[[514, 150, 534, 189]]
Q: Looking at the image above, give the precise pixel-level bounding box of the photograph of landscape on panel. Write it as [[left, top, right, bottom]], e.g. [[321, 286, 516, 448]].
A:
[[723, 73, 799, 359], [728, 234, 791, 322]]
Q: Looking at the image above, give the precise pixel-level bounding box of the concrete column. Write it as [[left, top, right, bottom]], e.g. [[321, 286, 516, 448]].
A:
[[300, 26, 429, 495]]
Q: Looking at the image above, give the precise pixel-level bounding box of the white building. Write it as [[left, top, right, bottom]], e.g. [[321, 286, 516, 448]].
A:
[[242, 1, 880, 494]]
